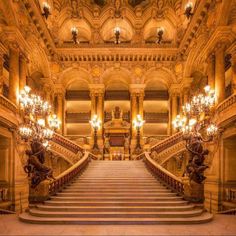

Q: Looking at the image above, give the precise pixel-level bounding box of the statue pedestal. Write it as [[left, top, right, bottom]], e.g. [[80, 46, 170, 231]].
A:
[[29, 180, 51, 203], [183, 177, 204, 203]]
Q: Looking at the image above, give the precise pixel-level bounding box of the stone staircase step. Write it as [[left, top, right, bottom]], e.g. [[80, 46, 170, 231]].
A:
[[44, 201, 188, 206], [19, 212, 213, 224], [20, 160, 213, 225], [50, 196, 183, 201], [36, 205, 196, 212], [29, 208, 203, 218]]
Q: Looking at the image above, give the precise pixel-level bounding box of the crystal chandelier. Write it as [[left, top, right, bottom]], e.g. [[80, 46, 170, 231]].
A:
[[18, 86, 60, 188], [90, 114, 101, 154], [173, 85, 218, 185]]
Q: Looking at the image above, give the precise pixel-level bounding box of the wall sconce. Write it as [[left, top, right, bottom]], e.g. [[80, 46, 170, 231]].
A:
[[114, 26, 121, 44], [71, 26, 79, 44], [42, 2, 50, 19], [156, 27, 164, 44], [185, 2, 194, 19]]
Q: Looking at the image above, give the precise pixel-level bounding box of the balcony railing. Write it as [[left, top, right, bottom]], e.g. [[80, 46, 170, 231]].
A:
[[216, 93, 236, 114], [0, 95, 17, 114]]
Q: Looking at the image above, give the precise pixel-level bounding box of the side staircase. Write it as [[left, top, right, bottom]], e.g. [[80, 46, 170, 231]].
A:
[[19, 161, 213, 224]]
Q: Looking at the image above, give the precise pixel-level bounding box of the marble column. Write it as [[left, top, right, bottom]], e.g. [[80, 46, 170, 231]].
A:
[[207, 54, 215, 89], [19, 54, 27, 91], [0, 53, 3, 95], [97, 92, 104, 137], [137, 92, 144, 138], [57, 93, 64, 134], [171, 93, 178, 133], [8, 44, 19, 104], [231, 53, 236, 94], [183, 88, 190, 105], [131, 93, 137, 139], [215, 43, 226, 104]]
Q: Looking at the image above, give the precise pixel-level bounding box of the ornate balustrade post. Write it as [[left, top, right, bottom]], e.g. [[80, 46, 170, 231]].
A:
[[215, 43, 226, 104], [8, 43, 20, 104]]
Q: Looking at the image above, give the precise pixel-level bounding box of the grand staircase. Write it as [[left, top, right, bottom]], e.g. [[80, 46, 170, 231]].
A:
[[20, 161, 213, 224]]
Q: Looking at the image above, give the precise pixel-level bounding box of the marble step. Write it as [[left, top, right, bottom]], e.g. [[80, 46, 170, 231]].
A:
[[50, 196, 183, 202], [19, 212, 213, 225], [56, 192, 177, 197], [61, 189, 171, 193], [44, 200, 188, 206], [36, 205, 196, 212], [29, 208, 204, 218]]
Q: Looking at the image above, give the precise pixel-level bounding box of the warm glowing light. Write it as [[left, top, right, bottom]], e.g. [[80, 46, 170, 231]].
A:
[[114, 26, 121, 33], [133, 114, 145, 128], [71, 26, 78, 34], [90, 115, 101, 129], [37, 119, 45, 127], [206, 124, 218, 137]]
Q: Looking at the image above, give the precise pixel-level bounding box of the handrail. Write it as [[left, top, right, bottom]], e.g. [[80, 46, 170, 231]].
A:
[[144, 152, 184, 194], [0, 95, 17, 113], [0, 208, 15, 214], [150, 132, 183, 153], [52, 133, 84, 154], [218, 208, 236, 215], [216, 93, 236, 114], [49, 152, 90, 195]]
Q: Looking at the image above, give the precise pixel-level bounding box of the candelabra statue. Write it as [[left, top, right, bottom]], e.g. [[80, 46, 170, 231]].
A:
[[90, 114, 101, 155], [133, 114, 145, 155], [18, 86, 61, 188], [173, 86, 218, 184]]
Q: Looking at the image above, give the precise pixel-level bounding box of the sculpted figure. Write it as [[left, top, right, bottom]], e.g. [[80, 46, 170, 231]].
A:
[[25, 141, 55, 188], [184, 132, 209, 184]]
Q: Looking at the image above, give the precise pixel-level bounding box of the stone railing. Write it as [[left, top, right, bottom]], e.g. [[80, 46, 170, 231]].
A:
[[150, 132, 183, 153], [144, 152, 184, 195], [49, 152, 90, 195], [224, 188, 236, 202], [0, 95, 17, 114], [52, 133, 84, 154], [216, 93, 236, 114]]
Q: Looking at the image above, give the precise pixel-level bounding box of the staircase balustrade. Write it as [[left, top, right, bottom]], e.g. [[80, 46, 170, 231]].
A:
[[216, 93, 236, 114], [49, 152, 90, 195], [144, 152, 184, 195]]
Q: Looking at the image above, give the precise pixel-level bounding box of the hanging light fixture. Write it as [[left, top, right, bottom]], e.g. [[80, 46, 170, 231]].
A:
[[18, 86, 60, 188], [156, 27, 164, 44], [114, 26, 121, 44], [71, 26, 79, 44], [184, 2, 194, 19], [173, 85, 218, 184], [42, 2, 51, 19]]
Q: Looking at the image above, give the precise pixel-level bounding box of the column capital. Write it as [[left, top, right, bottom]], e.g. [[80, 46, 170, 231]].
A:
[[89, 84, 105, 96], [169, 84, 181, 96], [54, 84, 65, 96], [214, 42, 227, 53], [129, 84, 145, 94]]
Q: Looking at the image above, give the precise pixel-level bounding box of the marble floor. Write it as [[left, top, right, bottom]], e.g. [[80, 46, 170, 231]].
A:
[[0, 214, 236, 236]]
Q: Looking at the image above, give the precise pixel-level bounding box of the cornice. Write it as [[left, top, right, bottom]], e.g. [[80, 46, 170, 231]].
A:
[[56, 47, 178, 63], [0, 26, 31, 57], [21, 0, 56, 56], [198, 26, 236, 60], [179, 0, 212, 56]]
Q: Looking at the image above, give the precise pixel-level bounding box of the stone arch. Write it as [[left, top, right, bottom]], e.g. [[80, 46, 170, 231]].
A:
[[59, 67, 91, 89]]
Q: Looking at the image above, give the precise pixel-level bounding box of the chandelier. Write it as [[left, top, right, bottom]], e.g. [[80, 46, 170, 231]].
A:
[[173, 85, 218, 184], [18, 86, 60, 188]]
